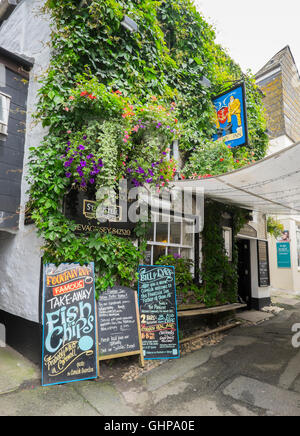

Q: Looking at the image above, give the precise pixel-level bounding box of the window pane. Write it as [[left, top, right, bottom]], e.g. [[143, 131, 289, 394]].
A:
[[181, 248, 192, 259], [153, 245, 167, 263], [156, 222, 169, 243], [167, 246, 181, 259], [182, 221, 194, 246], [146, 222, 154, 242], [170, 216, 181, 245]]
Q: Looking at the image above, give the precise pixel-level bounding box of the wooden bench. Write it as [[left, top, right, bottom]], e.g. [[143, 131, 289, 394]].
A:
[[177, 303, 247, 318]]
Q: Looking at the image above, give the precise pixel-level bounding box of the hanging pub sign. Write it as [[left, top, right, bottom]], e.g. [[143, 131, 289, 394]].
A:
[[63, 185, 135, 238], [42, 263, 98, 386], [212, 83, 249, 148], [97, 286, 144, 366], [138, 265, 180, 360]]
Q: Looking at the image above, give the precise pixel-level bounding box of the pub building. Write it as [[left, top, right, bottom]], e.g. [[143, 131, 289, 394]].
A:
[[0, 0, 272, 365]]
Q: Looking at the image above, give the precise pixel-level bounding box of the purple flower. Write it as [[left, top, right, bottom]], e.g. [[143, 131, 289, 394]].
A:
[[80, 160, 87, 167], [86, 154, 94, 160], [80, 180, 86, 187], [77, 144, 85, 151], [145, 178, 153, 183], [173, 253, 182, 259], [162, 152, 167, 156], [137, 167, 145, 174], [83, 135, 87, 140], [65, 172, 72, 178], [148, 170, 154, 177], [64, 161, 71, 168], [89, 178, 95, 185]]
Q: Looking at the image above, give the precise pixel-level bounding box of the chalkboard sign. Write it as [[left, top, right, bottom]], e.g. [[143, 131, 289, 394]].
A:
[[138, 265, 180, 360], [257, 241, 270, 287], [97, 287, 144, 366], [42, 263, 98, 386]]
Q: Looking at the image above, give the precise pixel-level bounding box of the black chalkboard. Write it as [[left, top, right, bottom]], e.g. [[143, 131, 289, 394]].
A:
[[257, 241, 270, 287], [97, 287, 144, 365], [138, 265, 180, 360], [42, 263, 98, 386]]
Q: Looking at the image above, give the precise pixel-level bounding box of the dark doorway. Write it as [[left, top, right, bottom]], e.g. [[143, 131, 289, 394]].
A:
[[237, 239, 252, 307]]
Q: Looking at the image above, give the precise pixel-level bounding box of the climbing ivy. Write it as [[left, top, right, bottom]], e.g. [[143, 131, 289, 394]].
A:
[[201, 201, 251, 306], [27, 0, 268, 299]]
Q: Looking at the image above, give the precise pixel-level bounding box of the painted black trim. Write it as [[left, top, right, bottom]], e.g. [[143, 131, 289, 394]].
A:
[[251, 297, 271, 311], [0, 309, 42, 366], [0, 46, 34, 70]]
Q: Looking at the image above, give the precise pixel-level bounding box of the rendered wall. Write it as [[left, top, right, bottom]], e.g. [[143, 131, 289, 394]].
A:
[[0, 0, 51, 322]]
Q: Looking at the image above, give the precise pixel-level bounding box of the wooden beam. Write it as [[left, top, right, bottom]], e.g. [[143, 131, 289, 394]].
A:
[[178, 303, 247, 318], [179, 322, 242, 345]]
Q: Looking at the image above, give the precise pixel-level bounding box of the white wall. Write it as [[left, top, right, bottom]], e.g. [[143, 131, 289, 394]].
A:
[[0, 0, 51, 322]]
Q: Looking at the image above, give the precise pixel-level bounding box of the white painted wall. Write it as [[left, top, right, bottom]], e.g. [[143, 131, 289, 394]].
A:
[[268, 216, 300, 292], [267, 135, 294, 156], [0, 0, 51, 322]]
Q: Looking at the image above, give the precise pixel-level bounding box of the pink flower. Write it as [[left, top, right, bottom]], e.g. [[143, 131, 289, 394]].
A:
[[69, 96, 75, 100], [64, 107, 69, 112]]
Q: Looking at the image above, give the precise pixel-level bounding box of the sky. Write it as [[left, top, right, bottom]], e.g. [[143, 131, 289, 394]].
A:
[[194, 0, 300, 75]]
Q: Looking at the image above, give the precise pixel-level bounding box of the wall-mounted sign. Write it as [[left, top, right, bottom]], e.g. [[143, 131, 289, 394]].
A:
[[212, 83, 249, 148], [257, 240, 270, 287], [138, 265, 180, 360], [97, 286, 144, 366], [63, 186, 135, 238], [277, 242, 291, 269], [42, 263, 98, 386]]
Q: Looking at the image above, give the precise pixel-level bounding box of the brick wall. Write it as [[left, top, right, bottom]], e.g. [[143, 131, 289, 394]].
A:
[[280, 51, 300, 142], [256, 47, 300, 144], [258, 72, 285, 139]]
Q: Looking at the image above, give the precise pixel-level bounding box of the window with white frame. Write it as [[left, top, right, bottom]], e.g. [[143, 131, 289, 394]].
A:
[[0, 92, 11, 135], [145, 211, 195, 268]]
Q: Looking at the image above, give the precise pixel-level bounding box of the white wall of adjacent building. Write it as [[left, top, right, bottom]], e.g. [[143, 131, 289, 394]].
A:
[[0, 0, 50, 322]]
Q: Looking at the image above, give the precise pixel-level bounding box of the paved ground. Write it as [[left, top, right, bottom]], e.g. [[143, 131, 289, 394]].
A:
[[1, 300, 300, 416]]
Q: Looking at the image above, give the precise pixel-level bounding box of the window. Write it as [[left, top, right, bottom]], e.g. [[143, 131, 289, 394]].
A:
[[145, 211, 195, 269], [0, 92, 11, 135], [297, 225, 300, 268]]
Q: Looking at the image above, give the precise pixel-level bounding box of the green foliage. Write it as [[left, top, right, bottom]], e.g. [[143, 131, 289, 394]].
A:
[[156, 254, 196, 293], [27, 0, 268, 297], [201, 201, 251, 306], [267, 216, 284, 239]]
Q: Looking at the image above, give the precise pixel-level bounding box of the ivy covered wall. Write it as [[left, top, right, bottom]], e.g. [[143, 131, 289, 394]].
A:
[[27, 0, 268, 300]]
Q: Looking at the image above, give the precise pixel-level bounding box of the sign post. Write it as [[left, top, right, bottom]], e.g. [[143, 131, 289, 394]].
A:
[[97, 286, 144, 367], [42, 263, 98, 386], [138, 265, 180, 360]]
